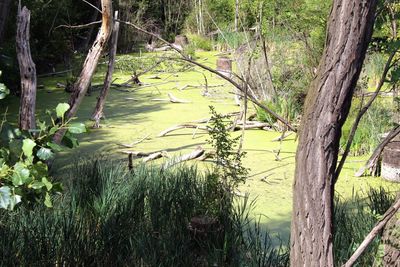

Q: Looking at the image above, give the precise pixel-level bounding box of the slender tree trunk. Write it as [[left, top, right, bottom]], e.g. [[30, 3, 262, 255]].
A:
[[0, 0, 11, 44], [290, 1, 378, 266], [53, 0, 113, 143], [92, 11, 120, 128], [16, 3, 36, 131], [235, 0, 239, 32]]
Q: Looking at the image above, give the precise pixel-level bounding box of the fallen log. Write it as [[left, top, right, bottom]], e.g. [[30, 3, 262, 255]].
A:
[[197, 150, 216, 161], [143, 151, 169, 162], [158, 124, 210, 137], [164, 146, 205, 168], [168, 92, 191, 103], [117, 134, 151, 148]]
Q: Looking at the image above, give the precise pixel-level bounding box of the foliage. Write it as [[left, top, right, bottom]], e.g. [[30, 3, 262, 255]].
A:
[[207, 106, 248, 190], [0, 103, 86, 210], [0, 159, 287, 266], [333, 187, 397, 266], [186, 34, 213, 51], [340, 99, 393, 156]]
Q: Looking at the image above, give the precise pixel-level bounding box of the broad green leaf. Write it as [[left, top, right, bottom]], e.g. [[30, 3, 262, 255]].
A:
[[8, 194, 21, 210], [44, 192, 52, 208], [36, 147, 54, 161], [0, 186, 11, 209], [67, 123, 86, 134], [42, 177, 53, 191], [0, 123, 22, 141], [12, 162, 30, 186], [30, 181, 45, 190], [56, 103, 70, 118], [49, 126, 58, 135], [46, 142, 63, 152], [22, 139, 36, 157]]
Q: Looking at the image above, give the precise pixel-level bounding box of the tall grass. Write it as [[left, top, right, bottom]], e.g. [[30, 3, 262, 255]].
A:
[[333, 187, 396, 266], [0, 159, 287, 266]]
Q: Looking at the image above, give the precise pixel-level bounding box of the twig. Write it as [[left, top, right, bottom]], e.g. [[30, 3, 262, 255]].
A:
[[55, 20, 101, 30], [117, 134, 151, 148]]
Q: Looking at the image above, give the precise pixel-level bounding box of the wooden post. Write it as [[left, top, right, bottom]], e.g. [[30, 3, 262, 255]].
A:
[[91, 11, 120, 128], [16, 2, 37, 131]]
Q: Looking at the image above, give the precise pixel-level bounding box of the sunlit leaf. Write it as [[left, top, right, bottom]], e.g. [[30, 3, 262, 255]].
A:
[[67, 123, 86, 134], [44, 192, 52, 208], [0, 186, 11, 209], [37, 147, 54, 161], [22, 139, 36, 157], [56, 103, 70, 118]]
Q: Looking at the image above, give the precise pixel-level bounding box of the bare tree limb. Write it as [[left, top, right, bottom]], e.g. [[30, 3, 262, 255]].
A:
[[342, 197, 400, 267], [55, 20, 101, 30]]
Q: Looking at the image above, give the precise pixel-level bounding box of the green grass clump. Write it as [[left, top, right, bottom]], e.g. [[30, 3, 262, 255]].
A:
[[0, 159, 288, 266], [340, 99, 393, 156], [187, 33, 213, 51], [333, 187, 397, 266]]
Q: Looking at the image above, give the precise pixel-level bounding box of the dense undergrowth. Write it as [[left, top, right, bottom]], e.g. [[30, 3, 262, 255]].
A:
[[0, 158, 395, 266]]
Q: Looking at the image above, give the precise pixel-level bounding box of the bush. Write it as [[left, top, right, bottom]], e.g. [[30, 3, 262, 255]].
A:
[[0, 159, 287, 266], [187, 34, 213, 51]]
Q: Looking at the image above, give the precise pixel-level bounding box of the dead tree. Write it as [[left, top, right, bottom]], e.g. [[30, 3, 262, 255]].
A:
[[16, 2, 36, 131], [53, 0, 113, 143], [290, 1, 377, 266], [92, 11, 120, 128], [0, 0, 11, 44]]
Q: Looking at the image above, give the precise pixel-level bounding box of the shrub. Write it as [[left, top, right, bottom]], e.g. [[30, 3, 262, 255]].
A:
[[0, 159, 286, 266], [187, 34, 213, 51]]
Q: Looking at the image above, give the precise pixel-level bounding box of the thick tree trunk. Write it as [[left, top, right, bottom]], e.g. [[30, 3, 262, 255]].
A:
[[290, 1, 377, 266], [16, 3, 37, 131], [0, 0, 11, 44], [53, 0, 112, 143], [92, 11, 120, 128]]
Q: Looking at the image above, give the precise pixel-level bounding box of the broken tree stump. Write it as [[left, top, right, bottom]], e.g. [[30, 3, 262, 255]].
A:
[[381, 134, 400, 182], [16, 3, 37, 131], [216, 57, 232, 78]]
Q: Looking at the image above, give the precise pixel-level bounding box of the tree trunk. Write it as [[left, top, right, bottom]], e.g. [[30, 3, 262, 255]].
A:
[[290, 1, 377, 266], [234, 0, 239, 32], [53, 0, 113, 143], [0, 0, 11, 44], [92, 11, 120, 128], [80, 0, 101, 51], [16, 3, 37, 131]]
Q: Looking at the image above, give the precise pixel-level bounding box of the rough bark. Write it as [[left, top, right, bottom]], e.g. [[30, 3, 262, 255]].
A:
[[92, 11, 120, 128], [0, 0, 11, 44], [16, 3, 37, 131], [53, 0, 113, 143], [290, 1, 378, 266]]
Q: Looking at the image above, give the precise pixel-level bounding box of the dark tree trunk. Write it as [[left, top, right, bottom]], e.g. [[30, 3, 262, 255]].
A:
[[92, 11, 120, 128], [16, 3, 36, 131], [0, 0, 11, 45], [290, 1, 378, 266], [53, 0, 113, 143], [81, 0, 101, 51]]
